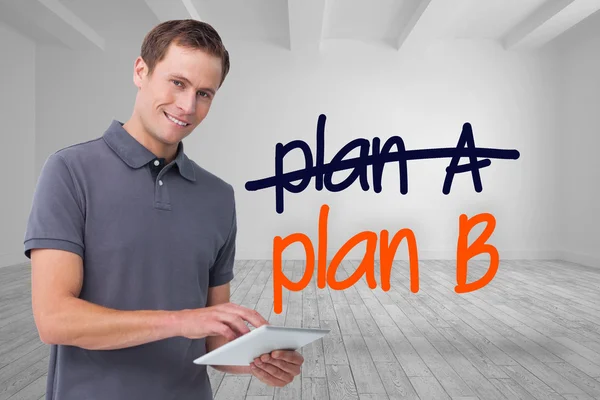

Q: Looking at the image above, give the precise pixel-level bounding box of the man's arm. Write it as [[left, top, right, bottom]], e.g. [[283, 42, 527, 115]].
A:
[[30, 249, 266, 350], [205, 282, 255, 374], [31, 248, 180, 350]]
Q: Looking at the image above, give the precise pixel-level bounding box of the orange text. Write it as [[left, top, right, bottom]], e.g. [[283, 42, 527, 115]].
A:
[[272, 204, 498, 314]]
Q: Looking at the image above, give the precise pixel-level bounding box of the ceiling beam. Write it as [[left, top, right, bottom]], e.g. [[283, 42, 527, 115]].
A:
[[397, 0, 434, 50], [287, 0, 327, 52], [503, 0, 600, 49], [144, 0, 202, 22], [0, 0, 105, 51], [396, 0, 463, 51]]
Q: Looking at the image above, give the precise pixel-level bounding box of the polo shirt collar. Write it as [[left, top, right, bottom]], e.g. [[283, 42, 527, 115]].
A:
[[103, 119, 196, 182]]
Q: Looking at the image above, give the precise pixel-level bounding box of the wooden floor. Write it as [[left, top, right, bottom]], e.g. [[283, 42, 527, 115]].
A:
[[1, 259, 600, 400]]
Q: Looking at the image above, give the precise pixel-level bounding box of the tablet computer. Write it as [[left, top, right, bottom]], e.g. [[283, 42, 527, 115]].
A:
[[193, 325, 330, 366]]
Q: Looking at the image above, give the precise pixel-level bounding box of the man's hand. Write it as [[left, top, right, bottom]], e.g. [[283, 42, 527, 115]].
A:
[[178, 302, 269, 341], [250, 350, 304, 387]]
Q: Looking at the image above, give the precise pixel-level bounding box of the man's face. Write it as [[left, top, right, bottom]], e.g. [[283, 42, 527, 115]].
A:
[[134, 43, 222, 146]]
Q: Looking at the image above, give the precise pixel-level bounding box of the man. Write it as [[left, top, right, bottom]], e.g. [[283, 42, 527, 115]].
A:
[[24, 19, 303, 399]]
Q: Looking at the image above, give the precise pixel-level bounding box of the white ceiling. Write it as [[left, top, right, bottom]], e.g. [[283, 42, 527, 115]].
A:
[[0, 0, 598, 52]]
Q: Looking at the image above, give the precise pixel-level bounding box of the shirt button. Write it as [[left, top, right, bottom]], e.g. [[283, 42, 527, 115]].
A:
[[159, 180, 163, 186], [154, 160, 160, 166]]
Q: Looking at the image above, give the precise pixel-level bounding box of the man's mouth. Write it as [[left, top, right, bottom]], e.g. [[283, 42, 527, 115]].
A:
[[164, 112, 190, 127]]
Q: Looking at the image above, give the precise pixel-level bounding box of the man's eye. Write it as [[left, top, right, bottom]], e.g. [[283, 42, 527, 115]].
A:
[[173, 80, 183, 87], [197, 91, 208, 98]]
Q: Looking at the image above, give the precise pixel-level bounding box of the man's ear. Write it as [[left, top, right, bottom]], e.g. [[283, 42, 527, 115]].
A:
[[133, 57, 148, 89]]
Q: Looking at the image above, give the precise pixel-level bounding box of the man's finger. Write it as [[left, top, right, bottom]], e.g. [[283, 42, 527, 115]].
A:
[[260, 353, 300, 375], [250, 363, 287, 387], [220, 314, 250, 337], [262, 357, 301, 376], [214, 323, 236, 341], [253, 359, 293, 382], [244, 308, 269, 327], [271, 350, 304, 365], [230, 304, 269, 327]]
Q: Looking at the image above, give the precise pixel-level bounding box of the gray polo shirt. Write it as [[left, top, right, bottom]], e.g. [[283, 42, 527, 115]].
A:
[[24, 119, 237, 400]]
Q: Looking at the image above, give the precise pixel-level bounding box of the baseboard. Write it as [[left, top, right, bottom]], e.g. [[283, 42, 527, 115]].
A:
[[0, 252, 28, 269], [558, 250, 600, 269], [236, 248, 562, 261]]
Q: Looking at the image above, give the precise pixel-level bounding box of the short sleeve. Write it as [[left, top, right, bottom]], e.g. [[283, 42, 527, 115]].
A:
[[24, 153, 85, 260], [208, 191, 236, 287]]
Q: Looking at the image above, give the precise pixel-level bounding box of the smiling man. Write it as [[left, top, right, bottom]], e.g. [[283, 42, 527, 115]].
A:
[[24, 19, 303, 400]]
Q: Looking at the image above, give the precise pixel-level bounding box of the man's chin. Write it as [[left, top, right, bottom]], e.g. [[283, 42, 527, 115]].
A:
[[158, 134, 182, 146], [160, 131, 190, 147], [160, 121, 190, 139]]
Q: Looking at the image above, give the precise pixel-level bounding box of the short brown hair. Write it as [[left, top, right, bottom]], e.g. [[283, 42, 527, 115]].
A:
[[140, 19, 230, 88]]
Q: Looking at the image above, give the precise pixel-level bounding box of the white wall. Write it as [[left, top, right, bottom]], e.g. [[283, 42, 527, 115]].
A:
[[209, 40, 562, 261], [34, 35, 562, 262], [553, 10, 600, 269], [34, 16, 152, 180], [0, 22, 36, 268]]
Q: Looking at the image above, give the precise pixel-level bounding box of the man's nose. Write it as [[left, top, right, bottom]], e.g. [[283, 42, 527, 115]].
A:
[[176, 93, 196, 114]]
